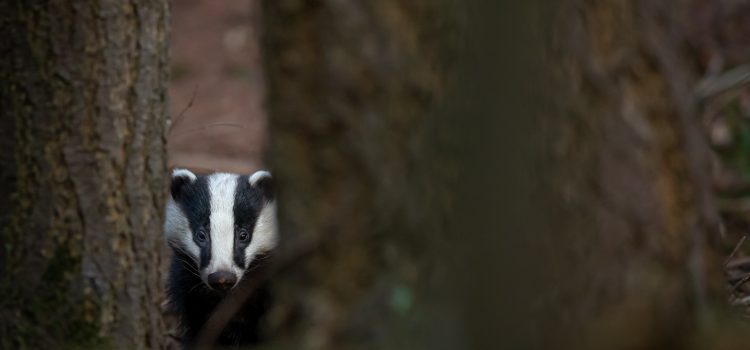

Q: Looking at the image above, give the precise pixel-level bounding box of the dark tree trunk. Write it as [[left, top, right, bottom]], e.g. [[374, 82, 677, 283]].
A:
[[262, 0, 746, 349], [542, 1, 728, 347], [262, 0, 457, 348], [0, 1, 169, 349]]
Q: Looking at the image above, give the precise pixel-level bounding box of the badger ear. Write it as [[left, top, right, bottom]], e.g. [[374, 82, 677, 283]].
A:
[[249, 170, 274, 201], [171, 168, 197, 200]]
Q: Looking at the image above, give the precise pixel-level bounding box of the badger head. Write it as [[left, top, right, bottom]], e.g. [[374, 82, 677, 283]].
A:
[[165, 169, 277, 292]]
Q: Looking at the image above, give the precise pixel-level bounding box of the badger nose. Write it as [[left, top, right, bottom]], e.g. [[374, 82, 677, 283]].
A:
[[207, 271, 237, 291]]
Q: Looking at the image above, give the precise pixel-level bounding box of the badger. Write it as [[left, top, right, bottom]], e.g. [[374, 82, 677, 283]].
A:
[[164, 168, 278, 347]]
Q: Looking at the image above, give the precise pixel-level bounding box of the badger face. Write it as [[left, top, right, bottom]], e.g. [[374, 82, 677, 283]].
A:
[[165, 169, 277, 292]]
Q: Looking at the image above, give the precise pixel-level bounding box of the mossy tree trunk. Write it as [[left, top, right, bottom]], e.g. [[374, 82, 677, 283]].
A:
[[0, 1, 169, 348]]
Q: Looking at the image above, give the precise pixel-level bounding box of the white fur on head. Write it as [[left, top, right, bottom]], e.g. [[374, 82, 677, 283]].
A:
[[245, 170, 277, 267], [164, 170, 279, 289], [164, 200, 200, 261], [165, 168, 200, 262], [172, 168, 197, 182], [249, 170, 271, 186], [245, 200, 278, 268], [204, 173, 244, 284]]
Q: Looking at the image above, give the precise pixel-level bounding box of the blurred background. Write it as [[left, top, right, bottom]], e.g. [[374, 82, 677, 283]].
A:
[[5, 0, 750, 349], [168, 0, 267, 174]]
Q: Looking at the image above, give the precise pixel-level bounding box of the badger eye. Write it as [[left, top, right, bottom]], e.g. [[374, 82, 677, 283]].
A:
[[196, 229, 207, 242], [238, 229, 250, 242]]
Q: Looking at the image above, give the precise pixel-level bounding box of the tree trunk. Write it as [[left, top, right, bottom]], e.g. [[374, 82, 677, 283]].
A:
[[543, 1, 729, 348], [0, 1, 169, 349], [262, 0, 457, 348], [263, 0, 745, 349]]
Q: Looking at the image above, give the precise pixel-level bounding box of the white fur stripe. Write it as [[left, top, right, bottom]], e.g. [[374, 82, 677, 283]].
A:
[[206, 173, 242, 279]]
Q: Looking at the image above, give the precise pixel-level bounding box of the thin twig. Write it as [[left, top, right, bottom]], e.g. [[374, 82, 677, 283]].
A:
[[168, 84, 199, 136], [168, 122, 246, 137], [695, 64, 750, 99], [725, 235, 747, 267], [731, 274, 750, 294], [730, 295, 750, 306], [192, 235, 326, 349]]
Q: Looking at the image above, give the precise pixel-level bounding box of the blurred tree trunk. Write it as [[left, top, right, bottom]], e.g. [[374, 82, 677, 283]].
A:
[[0, 1, 169, 349], [262, 0, 457, 348], [543, 0, 734, 348], [263, 0, 741, 349]]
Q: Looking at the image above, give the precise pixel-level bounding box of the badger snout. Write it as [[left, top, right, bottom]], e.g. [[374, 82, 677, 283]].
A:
[[207, 271, 237, 291]]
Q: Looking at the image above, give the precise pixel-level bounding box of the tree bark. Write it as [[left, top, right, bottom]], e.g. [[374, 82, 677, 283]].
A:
[[0, 1, 169, 349]]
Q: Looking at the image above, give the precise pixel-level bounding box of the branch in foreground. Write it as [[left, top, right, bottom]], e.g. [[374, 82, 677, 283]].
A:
[[192, 234, 325, 348]]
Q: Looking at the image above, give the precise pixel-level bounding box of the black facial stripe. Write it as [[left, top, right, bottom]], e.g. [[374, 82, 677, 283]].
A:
[[173, 176, 212, 269], [233, 175, 264, 268]]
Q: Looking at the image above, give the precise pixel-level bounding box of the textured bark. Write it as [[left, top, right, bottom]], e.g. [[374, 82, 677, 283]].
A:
[[0, 1, 169, 349]]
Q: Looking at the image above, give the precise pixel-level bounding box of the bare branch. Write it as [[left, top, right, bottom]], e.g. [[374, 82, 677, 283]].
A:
[[192, 235, 325, 348], [168, 84, 199, 136], [725, 235, 747, 268], [696, 64, 750, 99]]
